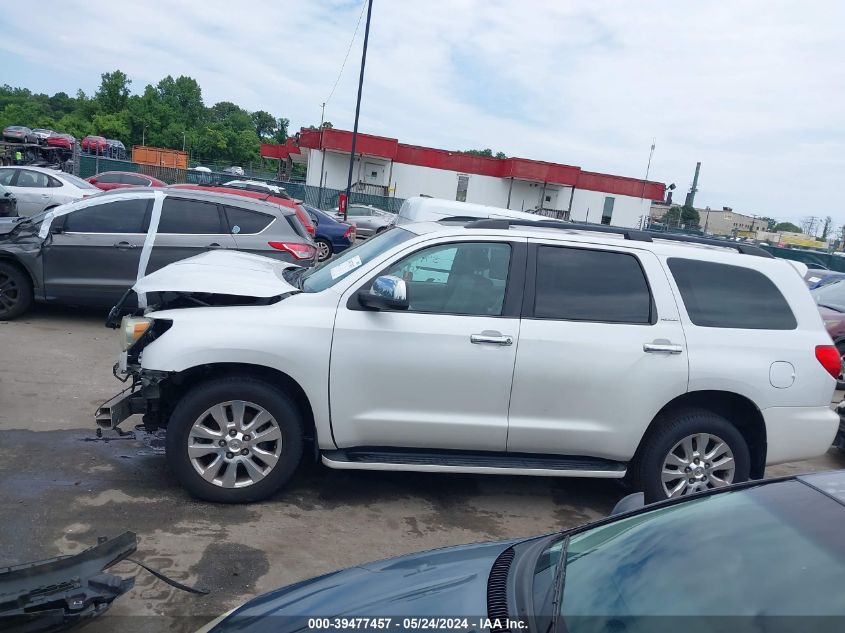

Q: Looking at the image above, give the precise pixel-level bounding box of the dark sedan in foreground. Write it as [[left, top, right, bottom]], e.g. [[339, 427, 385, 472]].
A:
[[201, 471, 845, 633]]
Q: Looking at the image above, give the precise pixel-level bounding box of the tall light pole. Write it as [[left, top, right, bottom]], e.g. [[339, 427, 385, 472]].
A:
[[344, 0, 374, 221], [317, 102, 327, 208]]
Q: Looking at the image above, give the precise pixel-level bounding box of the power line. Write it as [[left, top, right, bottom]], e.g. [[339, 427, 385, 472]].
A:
[[325, 1, 367, 106]]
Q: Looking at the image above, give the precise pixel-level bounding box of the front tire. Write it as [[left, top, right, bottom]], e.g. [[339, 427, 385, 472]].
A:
[[0, 261, 34, 320], [315, 238, 333, 262], [165, 376, 304, 503], [632, 407, 750, 503]]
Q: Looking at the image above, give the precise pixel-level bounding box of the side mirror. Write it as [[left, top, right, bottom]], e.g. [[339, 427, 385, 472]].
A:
[[610, 492, 645, 516], [89, 178, 97, 184], [49, 220, 64, 235], [357, 275, 409, 310]]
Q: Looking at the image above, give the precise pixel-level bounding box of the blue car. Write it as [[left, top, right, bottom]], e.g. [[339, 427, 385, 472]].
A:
[[304, 204, 356, 262], [201, 471, 845, 632]]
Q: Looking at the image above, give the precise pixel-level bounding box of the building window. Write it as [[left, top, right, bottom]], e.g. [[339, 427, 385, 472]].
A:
[[601, 197, 615, 225], [456, 174, 469, 202]]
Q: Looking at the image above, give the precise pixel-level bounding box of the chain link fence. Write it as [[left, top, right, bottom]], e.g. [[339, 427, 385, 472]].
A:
[[76, 155, 405, 213]]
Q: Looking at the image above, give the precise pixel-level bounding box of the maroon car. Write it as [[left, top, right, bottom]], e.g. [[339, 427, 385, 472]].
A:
[[811, 279, 845, 388], [86, 171, 166, 190], [46, 133, 76, 149], [81, 135, 109, 153]]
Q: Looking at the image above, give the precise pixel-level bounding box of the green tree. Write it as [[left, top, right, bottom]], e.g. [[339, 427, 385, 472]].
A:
[[272, 117, 290, 143], [252, 110, 276, 138], [773, 222, 801, 233], [662, 204, 700, 230], [95, 70, 131, 114]]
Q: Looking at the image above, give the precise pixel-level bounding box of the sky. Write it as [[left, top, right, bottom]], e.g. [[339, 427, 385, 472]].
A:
[[1, 0, 843, 224]]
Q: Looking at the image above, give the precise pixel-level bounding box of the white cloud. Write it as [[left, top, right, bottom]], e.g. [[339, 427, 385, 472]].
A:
[[1, 0, 843, 222]]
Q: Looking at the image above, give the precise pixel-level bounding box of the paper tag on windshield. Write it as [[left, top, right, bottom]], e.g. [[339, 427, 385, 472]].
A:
[[330, 255, 362, 279]]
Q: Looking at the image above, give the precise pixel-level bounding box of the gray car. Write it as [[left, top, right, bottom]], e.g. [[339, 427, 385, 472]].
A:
[[0, 188, 316, 319], [330, 204, 394, 238]]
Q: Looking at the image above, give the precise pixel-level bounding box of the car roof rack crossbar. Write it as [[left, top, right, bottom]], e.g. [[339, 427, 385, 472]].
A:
[[464, 218, 773, 258]]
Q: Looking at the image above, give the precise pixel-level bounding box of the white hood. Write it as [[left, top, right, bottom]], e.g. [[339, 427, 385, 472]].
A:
[[133, 250, 300, 298]]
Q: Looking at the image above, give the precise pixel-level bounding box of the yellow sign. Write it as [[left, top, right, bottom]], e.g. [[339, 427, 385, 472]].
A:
[[780, 234, 825, 248]]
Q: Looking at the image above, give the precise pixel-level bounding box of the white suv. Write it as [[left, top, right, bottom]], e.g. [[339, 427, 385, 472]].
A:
[[97, 198, 840, 503]]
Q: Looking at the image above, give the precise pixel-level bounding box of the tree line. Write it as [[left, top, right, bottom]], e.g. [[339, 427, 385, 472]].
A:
[[0, 70, 291, 166]]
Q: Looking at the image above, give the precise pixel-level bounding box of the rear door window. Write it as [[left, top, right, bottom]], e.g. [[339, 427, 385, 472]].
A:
[[223, 205, 273, 234], [158, 198, 223, 234], [533, 245, 653, 324], [15, 170, 51, 188], [668, 258, 796, 329], [63, 199, 150, 233]]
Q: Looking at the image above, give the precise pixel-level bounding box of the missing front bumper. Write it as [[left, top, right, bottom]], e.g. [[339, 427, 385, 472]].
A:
[[95, 389, 146, 430]]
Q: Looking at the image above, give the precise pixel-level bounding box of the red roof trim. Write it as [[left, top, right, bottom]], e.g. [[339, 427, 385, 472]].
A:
[[291, 128, 665, 199]]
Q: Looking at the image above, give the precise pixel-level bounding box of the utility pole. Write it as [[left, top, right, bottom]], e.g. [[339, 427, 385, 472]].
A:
[[640, 139, 655, 200], [344, 0, 374, 221], [317, 102, 327, 208]]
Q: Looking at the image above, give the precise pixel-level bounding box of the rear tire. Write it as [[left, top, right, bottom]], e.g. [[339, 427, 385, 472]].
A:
[[632, 407, 750, 503], [315, 238, 333, 262], [165, 376, 304, 503], [0, 261, 34, 320]]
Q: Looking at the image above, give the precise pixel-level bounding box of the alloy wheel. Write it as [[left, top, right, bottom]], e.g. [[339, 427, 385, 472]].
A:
[[317, 240, 332, 261], [660, 432, 735, 498], [0, 270, 21, 315], [187, 400, 283, 489]]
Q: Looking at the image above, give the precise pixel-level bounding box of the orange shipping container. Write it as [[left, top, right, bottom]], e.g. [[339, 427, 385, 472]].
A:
[[132, 145, 188, 169]]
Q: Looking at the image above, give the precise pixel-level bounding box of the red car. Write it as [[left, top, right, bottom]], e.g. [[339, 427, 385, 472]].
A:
[[81, 135, 109, 153], [46, 133, 76, 149], [169, 184, 316, 237], [811, 279, 845, 388], [86, 171, 167, 191]]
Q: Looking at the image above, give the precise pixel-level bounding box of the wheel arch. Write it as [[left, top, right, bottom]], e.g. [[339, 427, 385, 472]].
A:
[[636, 390, 767, 479], [161, 362, 317, 452], [0, 252, 38, 289]]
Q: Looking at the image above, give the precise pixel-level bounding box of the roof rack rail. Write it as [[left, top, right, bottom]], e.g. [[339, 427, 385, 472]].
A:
[[464, 218, 773, 258]]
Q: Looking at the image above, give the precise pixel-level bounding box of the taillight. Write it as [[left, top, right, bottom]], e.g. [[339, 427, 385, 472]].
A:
[[815, 345, 841, 379], [268, 241, 316, 260], [343, 225, 356, 239]]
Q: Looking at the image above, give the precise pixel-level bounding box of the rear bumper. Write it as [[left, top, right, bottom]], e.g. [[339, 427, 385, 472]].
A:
[[763, 405, 839, 464]]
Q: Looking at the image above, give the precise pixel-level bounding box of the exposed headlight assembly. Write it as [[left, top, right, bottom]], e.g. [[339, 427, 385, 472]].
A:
[[120, 316, 152, 351]]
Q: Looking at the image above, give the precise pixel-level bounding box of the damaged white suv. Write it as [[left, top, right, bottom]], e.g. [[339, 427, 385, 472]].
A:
[[97, 200, 840, 503]]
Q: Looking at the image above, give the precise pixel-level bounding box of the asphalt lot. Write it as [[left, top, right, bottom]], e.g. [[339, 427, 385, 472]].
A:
[[2, 304, 844, 631]]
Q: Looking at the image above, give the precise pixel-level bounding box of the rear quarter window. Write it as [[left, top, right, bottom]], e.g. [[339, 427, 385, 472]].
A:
[[224, 205, 273, 234], [668, 258, 797, 329]]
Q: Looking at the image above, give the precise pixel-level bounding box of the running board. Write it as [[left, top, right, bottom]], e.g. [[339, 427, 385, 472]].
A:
[[321, 448, 626, 478]]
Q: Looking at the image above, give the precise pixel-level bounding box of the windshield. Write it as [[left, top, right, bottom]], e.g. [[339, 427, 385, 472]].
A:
[[554, 481, 845, 629], [60, 173, 99, 190], [301, 227, 413, 292], [812, 279, 845, 311]]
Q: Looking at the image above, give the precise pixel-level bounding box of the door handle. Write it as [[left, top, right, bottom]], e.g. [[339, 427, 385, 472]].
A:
[[113, 241, 136, 250], [643, 342, 683, 354], [471, 332, 514, 346]]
